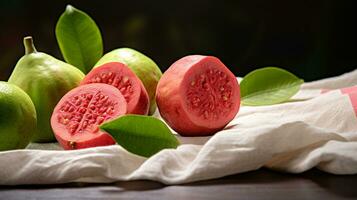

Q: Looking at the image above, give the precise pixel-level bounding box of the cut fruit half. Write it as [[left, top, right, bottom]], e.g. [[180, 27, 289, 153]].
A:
[[156, 55, 241, 136], [51, 83, 127, 150], [81, 62, 149, 115]]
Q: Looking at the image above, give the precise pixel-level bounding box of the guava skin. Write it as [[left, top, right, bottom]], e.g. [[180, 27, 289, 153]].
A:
[[0, 82, 36, 151], [8, 37, 85, 142], [94, 48, 162, 115], [156, 55, 241, 136]]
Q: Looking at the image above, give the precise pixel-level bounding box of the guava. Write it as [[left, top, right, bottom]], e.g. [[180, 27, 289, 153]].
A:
[[8, 36, 85, 142], [94, 48, 162, 115], [51, 83, 127, 150], [156, 55, 241, 136], [0, 81, 36, 151], [81, 62, 149, 115]]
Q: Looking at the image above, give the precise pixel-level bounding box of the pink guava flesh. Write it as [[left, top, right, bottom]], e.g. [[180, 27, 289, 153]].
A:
[[156, 55, 240, 136], [51, 83, 127, 150], [81, 62, 149, 115]]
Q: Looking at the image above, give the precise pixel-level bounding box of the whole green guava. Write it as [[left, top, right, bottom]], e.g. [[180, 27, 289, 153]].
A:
[[0, 81, 36, 150], [8, 36, 85, 142]]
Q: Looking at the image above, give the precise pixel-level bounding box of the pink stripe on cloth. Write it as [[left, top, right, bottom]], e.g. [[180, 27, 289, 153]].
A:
[[348, 91, 357, 116], [321, 85, 357, 94], [341, 85, 357, 94], [320, 85, 357, 116], [340, 85, 357, 116]]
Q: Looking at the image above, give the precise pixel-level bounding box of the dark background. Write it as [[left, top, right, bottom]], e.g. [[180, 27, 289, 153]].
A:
[[0, 0, 356, 81]]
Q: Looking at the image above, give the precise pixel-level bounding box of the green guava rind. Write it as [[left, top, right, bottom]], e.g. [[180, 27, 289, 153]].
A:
[[8, 52, 85, 142], [0, 81, 36, 150], [94, 48, 162, 115]]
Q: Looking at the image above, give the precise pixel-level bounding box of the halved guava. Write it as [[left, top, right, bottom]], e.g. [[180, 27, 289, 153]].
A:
[[81, 62, 149, 115], [156, 55, 241, 136], [94, 48, 162, 115], [51, 83, 127, 150]]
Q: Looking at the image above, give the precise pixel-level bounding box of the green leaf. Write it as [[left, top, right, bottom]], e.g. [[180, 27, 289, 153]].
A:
[[100, 115, 180, 157], [55, 5, 103, 73], [240, 67, 304, 106]]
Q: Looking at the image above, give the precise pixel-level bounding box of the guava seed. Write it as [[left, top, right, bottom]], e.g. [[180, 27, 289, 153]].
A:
[[186, 68, 233, 120], [57, 91, 118, 134], [88, 73, 134, 103]]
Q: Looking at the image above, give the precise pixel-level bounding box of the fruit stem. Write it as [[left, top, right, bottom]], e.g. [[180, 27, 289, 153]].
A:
[[23, 36, 37, 55]]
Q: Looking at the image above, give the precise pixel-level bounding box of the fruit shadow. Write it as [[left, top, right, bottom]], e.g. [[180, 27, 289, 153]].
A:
[[173, 124, 240, 146], [294, 168, 357, 198]]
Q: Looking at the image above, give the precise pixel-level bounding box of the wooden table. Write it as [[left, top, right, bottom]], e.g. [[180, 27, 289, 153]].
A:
[[1, 168, 356, 200]]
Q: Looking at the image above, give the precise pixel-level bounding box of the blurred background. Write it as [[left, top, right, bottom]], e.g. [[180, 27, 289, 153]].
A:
[[0, 0, 356, 81]]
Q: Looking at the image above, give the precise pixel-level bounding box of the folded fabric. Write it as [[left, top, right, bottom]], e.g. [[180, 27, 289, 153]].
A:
[[0, 69, 356, 185]]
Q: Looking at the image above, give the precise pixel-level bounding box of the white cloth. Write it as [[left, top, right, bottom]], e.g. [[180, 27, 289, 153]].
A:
[[1, 69, 357, 185]]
